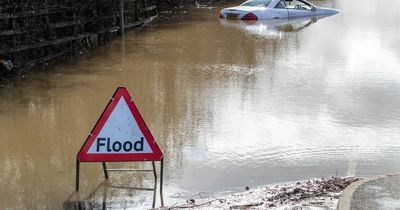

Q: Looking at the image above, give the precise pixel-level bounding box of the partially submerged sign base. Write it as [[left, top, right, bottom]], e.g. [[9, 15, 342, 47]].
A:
[[75, 87, 164, 208]]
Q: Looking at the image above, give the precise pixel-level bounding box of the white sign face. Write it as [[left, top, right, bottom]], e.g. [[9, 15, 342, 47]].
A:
[[88, 97, 153, 154]]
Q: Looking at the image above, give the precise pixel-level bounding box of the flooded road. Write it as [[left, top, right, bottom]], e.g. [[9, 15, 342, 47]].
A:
[[1, 0, 400, 208]]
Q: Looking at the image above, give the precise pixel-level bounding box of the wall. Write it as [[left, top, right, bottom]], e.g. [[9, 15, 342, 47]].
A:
[[0, 0, 158, 74]]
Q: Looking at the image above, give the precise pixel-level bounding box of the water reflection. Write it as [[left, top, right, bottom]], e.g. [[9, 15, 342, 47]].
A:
[[219, 15, 337, 37], [1, 0, 400, 209], [63, 179, 161, 210]]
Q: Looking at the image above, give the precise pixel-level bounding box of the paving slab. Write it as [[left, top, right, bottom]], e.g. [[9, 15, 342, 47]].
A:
[[338, 175, 400, 210]]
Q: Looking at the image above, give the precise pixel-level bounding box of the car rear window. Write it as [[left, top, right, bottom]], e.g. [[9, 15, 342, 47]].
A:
[[241, 0, 272, 7]]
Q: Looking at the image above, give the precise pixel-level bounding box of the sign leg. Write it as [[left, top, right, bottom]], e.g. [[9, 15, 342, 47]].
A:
[[102, 183, 107, 209], [75, 160, 80, 191], [102, 162, 109, 179], [152, 161, 157, 208], [160, 158, 164, 207], [120, 0, 125, 35]]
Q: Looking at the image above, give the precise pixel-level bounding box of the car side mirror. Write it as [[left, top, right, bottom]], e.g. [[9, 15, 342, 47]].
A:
[[311, 6, 316, 11]]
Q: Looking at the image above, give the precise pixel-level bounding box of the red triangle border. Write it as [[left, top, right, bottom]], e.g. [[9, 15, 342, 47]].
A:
[[77, 87, 163, 162]]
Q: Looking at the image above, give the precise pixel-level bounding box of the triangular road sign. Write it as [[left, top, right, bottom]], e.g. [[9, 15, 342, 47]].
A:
[[77, 87, 163, 162]]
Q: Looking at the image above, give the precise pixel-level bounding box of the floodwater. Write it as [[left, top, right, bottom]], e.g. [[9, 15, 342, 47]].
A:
[[1, 0, 400, 208]]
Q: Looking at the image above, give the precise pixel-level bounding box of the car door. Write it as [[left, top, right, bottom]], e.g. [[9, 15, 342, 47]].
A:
[[285, 0, 315, 18]]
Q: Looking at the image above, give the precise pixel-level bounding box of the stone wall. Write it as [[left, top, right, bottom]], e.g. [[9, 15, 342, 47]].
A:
[[0, 0, 158, 74]]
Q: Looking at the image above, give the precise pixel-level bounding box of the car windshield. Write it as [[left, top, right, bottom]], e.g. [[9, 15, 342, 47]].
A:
[[241, 0, 272, 7]]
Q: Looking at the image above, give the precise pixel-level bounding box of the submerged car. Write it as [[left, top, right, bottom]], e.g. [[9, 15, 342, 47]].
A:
[[219, 0, 340, 20], [220, 16, 327, 38]]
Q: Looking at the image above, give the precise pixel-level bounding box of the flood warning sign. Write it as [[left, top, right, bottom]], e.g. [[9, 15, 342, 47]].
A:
[[77, 87, 163, 162]]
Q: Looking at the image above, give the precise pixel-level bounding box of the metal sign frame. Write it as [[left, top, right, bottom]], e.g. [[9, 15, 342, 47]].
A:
[[75, 159, 164, 208]]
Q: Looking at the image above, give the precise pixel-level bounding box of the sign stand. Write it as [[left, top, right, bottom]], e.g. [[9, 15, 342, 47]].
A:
[[75, 87, 165, 208], [75, 159, 164, 208]]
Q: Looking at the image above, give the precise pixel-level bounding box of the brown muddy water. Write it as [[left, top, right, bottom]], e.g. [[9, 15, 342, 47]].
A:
[[1, 0, 400, 209]]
